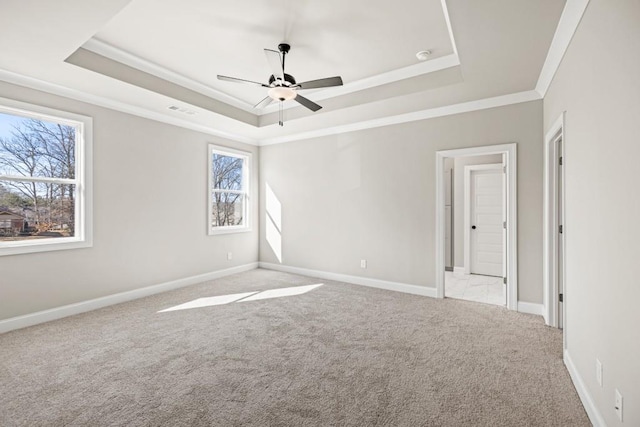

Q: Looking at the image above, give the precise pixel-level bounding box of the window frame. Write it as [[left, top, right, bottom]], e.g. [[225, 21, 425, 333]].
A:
[[0, 97, 93, 256], [207, 144, 251, 235]]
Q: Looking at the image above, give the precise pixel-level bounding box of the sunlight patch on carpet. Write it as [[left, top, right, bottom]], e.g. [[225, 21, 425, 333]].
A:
[[158, 292, 258, 312], [238, 284, 323, 302], [158, 284, 323, 313]]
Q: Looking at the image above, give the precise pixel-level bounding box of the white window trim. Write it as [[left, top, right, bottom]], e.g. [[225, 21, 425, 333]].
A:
[[0, 97, 93, 256], [207, 144, 251, 235]]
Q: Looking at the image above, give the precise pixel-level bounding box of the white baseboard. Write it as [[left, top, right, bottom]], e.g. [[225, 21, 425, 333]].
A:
[[0, 262, 259, 334], [259, 262, 437, 298], [517, 301, 544, 316], [564, 349, 607, 427]]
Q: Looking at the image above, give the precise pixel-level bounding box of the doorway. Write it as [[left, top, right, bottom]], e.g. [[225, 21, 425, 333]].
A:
[[447, 158, 505, 306], [556, 136, 564, 329], [436, 144, 517, 310], [544, 113, 566, 335]]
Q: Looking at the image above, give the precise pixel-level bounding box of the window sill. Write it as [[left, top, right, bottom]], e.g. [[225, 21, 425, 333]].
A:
[[0, 237, 92, 256], [208, 226, 252, 236]]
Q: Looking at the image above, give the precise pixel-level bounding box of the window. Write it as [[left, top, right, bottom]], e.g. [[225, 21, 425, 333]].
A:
[[0, 97, 92, 256], [208, 144, 250, 234]]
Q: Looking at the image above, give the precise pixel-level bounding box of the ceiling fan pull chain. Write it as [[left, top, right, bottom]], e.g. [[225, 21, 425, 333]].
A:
[[279, 101, 284, 126]]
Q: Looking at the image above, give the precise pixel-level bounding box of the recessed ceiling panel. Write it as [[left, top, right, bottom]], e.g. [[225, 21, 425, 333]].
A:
[[93, 0, 454, 106]]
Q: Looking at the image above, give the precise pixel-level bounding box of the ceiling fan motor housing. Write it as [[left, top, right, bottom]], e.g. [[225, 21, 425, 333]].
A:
[[278, 43, 291, 54], [269, 73, 296, 86]]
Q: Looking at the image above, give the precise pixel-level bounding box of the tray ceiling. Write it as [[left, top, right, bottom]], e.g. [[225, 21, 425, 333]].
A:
[[0, 0, 566, 143]]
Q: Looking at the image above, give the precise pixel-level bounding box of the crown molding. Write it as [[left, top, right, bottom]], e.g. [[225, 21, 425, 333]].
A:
[[259, 53, 460, 115], [259, 90, 541, 146], [82, 38, 257, 114], [0, 67, 541, 148], [85, 38, 460, 118], [440, 0, 458, 56], [0, 68, 258, 145], [535, 0, 590, 97]]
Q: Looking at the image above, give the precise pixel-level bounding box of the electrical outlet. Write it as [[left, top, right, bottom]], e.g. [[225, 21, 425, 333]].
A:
[[360, 259, 367, 269], [227, 252, 233, 261], [614, 389, 623, 422], [596, 358, 603, 387]]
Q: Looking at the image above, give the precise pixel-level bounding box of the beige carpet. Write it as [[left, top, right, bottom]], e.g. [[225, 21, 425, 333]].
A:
[[0, 269, 589, 426]]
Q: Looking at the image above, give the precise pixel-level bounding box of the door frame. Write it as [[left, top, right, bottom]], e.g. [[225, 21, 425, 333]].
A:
[[464, 163, 504, 275], [435, 143, 518, 310], [543, 112, 566, 335]]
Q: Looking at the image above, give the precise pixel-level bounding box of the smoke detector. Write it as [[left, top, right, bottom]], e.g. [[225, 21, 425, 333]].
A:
[[416, 50, 432, 61]]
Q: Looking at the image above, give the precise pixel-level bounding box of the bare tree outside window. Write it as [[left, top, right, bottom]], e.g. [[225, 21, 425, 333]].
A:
[[209, 147, 249, 232], [0, 113, 76, 241]]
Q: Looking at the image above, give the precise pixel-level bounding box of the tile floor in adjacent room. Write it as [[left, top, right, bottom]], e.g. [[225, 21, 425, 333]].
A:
[[445, 271, 505, 306]]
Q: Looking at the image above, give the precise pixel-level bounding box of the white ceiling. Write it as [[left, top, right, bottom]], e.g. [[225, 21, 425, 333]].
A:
[[93, 0, 455, 107], [0, 0, 566, 144]]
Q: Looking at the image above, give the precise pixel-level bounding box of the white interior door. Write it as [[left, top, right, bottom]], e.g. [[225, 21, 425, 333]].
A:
[[501, 156, 507, 301], [470, 168, 503, 276], [557, 136, 564, 329], [444, 170, 452, 268], [445, 205, 452, 267]]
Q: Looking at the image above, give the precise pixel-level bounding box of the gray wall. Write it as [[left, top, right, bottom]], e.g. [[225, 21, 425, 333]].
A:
[[452, 154, 502, 268], [260, 101, 543, 303], [544, 0, 640, 424], [0, 82, 259, 321]]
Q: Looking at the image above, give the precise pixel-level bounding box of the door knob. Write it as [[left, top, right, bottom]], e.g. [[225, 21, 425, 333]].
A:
[[472, 225, 477, 229]]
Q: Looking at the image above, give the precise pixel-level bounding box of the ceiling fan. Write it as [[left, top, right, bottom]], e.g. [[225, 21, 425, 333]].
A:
[[217, 43, 343, 126]]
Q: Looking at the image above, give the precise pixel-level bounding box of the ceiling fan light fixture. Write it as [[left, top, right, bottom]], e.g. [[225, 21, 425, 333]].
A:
[[217, 43, 343, 123], [268, 86, 297, 101]]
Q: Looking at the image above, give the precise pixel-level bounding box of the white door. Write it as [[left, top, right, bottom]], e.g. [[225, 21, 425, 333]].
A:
[[470, 169, 503, 276], [557, 136, 564, 329], [501, 156, 508, 301], [444, 170, 453, 268], [445, 205, 452, 267]]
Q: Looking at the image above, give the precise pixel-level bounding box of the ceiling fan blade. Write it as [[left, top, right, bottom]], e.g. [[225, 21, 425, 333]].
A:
[[295, 94, 322, 112], [264, 49, 284, 80], [297, 76, 344, 90], [217, 75, 269, 87], [254, 96, 273, 109]]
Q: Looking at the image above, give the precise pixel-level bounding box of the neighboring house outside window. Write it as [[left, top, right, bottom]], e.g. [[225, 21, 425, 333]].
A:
[[0, 97, 92, 256], [0, 210, 26, 235], [208, 144, 250, 234]]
